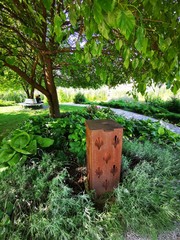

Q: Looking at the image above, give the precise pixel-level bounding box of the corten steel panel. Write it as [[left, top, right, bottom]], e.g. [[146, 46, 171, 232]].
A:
[[86, 119, 123, 196]]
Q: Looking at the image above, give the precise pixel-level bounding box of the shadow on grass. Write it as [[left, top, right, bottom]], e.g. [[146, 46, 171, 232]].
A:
[[0, 107, 48, 143], [0, 112, 31, 143]]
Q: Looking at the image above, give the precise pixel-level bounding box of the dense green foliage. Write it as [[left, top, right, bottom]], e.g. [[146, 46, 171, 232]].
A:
[[73, 92, 87, 104], [0, 91, 26, 103], [0, 106, 180, 239], [99, 98, 180, 124], [0, 99, 15, 106]]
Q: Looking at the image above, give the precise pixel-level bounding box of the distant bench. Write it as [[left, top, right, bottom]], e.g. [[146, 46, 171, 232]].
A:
[[20, 98, 43, 108]]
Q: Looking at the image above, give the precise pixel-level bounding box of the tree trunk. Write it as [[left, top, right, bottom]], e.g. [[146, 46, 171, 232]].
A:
[[30, 86, 35, 99], [46, 94, 60, 118], [22, 84, 34, 98], [43, 55, 60, 118], [5, 58, 61, 118]]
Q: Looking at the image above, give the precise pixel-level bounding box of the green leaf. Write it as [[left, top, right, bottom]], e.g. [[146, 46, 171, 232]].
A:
[[96, 0, 116, 12], [151, 58, 159, 69], [98, 21, 110, 39], [10, 131, 30, 150], [8, 153, 21, 166], [159, 35, 172, 52], [170, 56, 178, 71], [158, 127, 165, 135], [106, 11, 118, 27], [167, 47, 176, 61], [69, 7, 77, 26], [24, 139, 37, 155], [99, 70, 107, 82], [20, 155, 28, 165], [84, 52, 91, 64], [115, 39, 123, 51], [86, 20, 97, 40], [13, 148, 31, 155], [117, 10, 135, 40], [81, 3, 91, 19], [93, 0, 103, 24], [138, 81, 146, 94], [123, 47, 130, 69], [42, 0, 53, 11], [0, 149, 15, 163], [124, 58, 130, 69], [54, 14, 63, 42], [92, 42, 103, 57], [134, 27, 148, 54], [36, 136, 54, 148], [54, 14, 62, 27], [5, 56, 16, 65], [171, 81, 180, 95], [91, 41, 99, 57], [132, 58, 139, 69], [86, 75, 90, 82]]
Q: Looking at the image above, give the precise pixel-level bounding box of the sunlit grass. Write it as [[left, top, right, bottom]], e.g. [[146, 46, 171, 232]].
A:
[[60, 104, 86, 112], [0, 104, 85, 143]]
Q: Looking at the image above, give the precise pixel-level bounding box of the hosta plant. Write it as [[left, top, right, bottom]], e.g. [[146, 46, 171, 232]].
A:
[[0, 130, 54, 171]]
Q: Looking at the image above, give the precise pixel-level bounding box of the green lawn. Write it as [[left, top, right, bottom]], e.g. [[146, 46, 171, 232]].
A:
[[0, 104, 85, 143], [60, 104, 86, 112]]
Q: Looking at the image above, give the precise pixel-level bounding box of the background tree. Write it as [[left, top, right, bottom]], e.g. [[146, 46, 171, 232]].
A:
[[0, 0, 179, 117], [0, 68, 36, 99]]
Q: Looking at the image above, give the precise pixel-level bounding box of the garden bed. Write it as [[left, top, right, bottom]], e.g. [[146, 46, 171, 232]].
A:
[[98, 98, 180, 125], [0, 106, 179, 239]]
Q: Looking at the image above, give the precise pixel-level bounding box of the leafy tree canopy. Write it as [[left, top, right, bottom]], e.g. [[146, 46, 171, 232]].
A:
[[0, 0, 179, 117]]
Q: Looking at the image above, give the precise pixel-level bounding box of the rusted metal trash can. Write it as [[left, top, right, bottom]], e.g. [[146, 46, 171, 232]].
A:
[[86, 119, 123, 196]]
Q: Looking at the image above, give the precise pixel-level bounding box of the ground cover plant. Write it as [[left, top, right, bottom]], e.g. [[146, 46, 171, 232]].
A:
[[98, 98, 180, 125], [0, 106, 180, 239]]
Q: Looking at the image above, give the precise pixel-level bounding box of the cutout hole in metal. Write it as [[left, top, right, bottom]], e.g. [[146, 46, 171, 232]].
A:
[[113, 135, 119, 148], [111, 165, 118, 176]]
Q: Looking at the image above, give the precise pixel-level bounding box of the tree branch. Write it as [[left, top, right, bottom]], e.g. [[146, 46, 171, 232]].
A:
[[4, 62, 48, 96]]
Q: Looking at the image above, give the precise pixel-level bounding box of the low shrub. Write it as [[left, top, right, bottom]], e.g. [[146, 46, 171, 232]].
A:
[[155, 112, 180, 124], [99, 99, 180, 124], [73, 92, 86, 104], [164, 97, 180, 114]]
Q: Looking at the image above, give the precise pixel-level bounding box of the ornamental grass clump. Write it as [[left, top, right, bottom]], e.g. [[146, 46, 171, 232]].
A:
[[108, 140, 180, 237]]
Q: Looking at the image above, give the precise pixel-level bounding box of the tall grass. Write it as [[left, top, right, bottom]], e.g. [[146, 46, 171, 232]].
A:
[[57, 84, 180, 103]]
